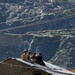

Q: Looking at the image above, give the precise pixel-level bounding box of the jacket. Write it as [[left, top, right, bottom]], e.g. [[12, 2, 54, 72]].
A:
[[21, 53, 28, 61]]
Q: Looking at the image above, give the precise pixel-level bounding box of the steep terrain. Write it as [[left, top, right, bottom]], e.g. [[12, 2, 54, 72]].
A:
[[0, 0, 75, 70], [0, 58, 48, 75], [0, 0, 75, 33], [0, 58, 75, 75]]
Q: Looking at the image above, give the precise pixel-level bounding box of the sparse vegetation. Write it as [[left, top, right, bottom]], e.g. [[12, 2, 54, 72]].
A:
[[0, 0, 75, 69]]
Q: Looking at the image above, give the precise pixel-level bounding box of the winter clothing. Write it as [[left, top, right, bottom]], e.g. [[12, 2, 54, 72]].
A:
[[31, 53, 36, 63], [36, 53, 45, 66], [21, 50, 28, 61]]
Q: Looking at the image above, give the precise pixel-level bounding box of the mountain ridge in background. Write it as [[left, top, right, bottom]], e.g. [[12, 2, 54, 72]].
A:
[[0, 0, 75, 70]]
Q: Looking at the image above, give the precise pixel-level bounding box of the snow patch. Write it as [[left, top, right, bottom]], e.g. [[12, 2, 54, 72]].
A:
[[16, 58, 75, 75]]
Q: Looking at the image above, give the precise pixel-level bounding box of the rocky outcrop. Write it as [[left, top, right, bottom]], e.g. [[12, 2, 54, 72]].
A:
[[0, 58, 52, 75], [0, 58, 75, 75]]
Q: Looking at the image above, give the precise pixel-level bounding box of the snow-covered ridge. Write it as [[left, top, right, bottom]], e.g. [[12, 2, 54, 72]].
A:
[[16, 58, 75, 75]]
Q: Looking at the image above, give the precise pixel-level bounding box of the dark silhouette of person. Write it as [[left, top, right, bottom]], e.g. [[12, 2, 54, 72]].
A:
[[36, 52, 45, 66]]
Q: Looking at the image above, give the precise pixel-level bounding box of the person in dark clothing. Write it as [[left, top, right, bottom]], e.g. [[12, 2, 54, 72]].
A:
[[36, 52, 45, 66]]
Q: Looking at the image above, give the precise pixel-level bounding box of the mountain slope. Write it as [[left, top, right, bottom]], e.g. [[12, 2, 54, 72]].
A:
[[0, 0, 75, 70], [0, 0, 75, 33], [0, 58, 75, 75]]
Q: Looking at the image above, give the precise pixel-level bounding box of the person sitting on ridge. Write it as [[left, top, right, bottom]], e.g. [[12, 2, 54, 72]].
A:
[[36, 52, 45, 66], [21, 50, 29, 61], [27, 51, 32, 61], [31, 52, 37, 63]]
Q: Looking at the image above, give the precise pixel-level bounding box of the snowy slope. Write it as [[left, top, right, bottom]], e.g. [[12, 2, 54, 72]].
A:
[[16, 58, 75, 75], [44, 61, 75, 75]]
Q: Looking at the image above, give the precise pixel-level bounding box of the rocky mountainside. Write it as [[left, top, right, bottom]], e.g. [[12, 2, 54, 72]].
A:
[[0, 0, 75, 33], [0, 58, 75, 75], [0, 58, 49, 75], [0, 0, 75, 70]]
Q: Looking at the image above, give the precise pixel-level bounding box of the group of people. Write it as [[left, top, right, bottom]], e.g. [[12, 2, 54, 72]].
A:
[[21, 50, 45, 66]]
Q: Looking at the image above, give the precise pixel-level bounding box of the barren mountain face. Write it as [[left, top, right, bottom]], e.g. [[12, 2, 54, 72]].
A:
[[0, 0, 75, 70]]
